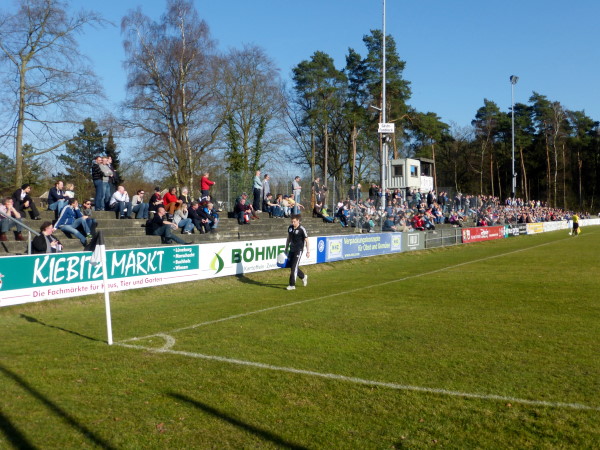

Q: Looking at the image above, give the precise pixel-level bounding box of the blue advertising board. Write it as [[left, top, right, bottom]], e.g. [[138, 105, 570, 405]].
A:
[[317, 233, 403, 263]]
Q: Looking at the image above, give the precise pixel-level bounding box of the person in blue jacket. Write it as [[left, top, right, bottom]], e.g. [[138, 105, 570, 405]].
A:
[[54, 198, 92, 245]]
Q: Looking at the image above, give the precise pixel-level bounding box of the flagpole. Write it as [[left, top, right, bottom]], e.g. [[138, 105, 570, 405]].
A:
[[101, 243, 113, 345], [89, 230, 113, 345]]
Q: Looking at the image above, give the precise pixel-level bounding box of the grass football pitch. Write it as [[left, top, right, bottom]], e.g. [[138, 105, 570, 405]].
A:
[[1, 229, 599, 448]]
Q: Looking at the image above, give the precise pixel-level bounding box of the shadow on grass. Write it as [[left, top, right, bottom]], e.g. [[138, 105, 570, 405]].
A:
[[168, 392, 307, 449], [0, 364, 115, 449], [19, 314, 103, 343], [0, 409, 37, 450], [235, 274, 284, 289]]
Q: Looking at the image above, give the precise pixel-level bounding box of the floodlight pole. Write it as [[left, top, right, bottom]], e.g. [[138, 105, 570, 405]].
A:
[[381, 0, 387, 212], [510, 75, 519, 199]]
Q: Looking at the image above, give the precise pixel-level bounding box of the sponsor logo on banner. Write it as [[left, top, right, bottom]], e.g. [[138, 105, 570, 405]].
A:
[[518, 223, 528, 235], [462, 226, 505, 243], [526, 223, 544, 234], [0, 245, 200, 307], [199, 237, 317, 278], [391, 233, 402, 252], [504, 225, 520, 237], [407, 233, 420, 250], [327, 237, 344, 261], [322, 233, 394, 262], [542, 221, 568, 232]]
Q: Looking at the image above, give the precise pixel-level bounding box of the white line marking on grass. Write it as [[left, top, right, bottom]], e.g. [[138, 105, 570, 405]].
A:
[[119, 237, 570, 344], [116, 339, 600, 412]]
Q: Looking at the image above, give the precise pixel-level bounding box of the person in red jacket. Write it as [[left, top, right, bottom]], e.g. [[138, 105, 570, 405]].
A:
[[163, 187, 182, 217], [200, 172, 215, 198], [411, 213, 425, 231]]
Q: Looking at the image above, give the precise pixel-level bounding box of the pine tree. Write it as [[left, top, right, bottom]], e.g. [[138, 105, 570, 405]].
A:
[[58, 118, 104, 201]]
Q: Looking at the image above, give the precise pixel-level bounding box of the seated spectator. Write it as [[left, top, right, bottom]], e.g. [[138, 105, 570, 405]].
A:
[[281, 195, 292, 217], [146, 206, 190, 245], [203, 202, 219, 230], [362, 214, 375, 233], [320, 206, 335, 223], [163, 187, 182, 218], [312, 200, 324, 219], [131, 189, 150, 219], [179, 187, 192, 204], [336, 201, 349, 227], [265, 194, 284, 218], [286, 195, 304, 215], [32, 221, 63, 254], [79, 200, 98, 235], [382, 217, 397, 232], [234, 197, 253, 224], [188, 201, 210, 234], [411, 213, 426, 231], [109, 186, 133, 219], [64, 183, 75, 198], [448, 210, 464, 227], [12, 183, 41, 220], [54, 198, 91, 245], [173, 202, 195, 234], [0, 197, 25, 241], [149, 186, 163, 213], [48, 180, 68, 215]]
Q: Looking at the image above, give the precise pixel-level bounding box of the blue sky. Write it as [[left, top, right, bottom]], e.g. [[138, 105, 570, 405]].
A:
[[80, 0, 599, 130]]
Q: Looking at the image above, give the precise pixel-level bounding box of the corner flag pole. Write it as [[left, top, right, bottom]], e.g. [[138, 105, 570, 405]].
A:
[[90, 231, 113, 345]]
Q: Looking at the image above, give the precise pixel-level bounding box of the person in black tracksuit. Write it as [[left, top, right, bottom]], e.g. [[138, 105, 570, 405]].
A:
[[285, 214, 310, 290]]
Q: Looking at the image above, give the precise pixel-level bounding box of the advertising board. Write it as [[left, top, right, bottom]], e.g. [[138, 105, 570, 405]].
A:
[[318, 233, 401, 263], [461, 226, 505, 244], [526, 223, 544, 234], [197, 237, 317, 279], [0, 245, 200, 307]]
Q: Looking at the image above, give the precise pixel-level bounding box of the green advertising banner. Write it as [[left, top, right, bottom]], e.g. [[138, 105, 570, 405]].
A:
[[0, 245, 200, 307]]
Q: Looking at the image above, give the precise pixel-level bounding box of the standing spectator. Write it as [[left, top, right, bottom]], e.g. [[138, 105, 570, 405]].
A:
[[12, 183, 41, 220], [0, 197, 25, 241], [54, 198, 91, 245], [100, 156, 114, 210], [91, 156, 105, 210], [109, 186, 133, 219], [146, 206, 190, 245], [163, 187, 181, 218], [262, 173, 271, 212], [369, 183, 378, 202], [252, 170, 262, 212], [200, 172, 215, 198], [131, 190, 150, 219], [348, 185, 356, 201], [149, 187, 163, 213], [292, 176, 302, 215], [48, 180, 68, 215], [32, 221, 62, 254], [106, 156, 121, 198], [173, 202, 195, 234]]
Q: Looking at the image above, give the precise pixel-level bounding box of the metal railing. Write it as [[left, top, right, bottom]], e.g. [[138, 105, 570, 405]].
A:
[[0, 210, 40, 255]]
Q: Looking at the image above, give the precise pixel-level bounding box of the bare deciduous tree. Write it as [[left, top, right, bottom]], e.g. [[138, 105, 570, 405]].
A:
[[121, 0, 223, 191], [220, 44, 287, 174], [0, 0, 106, 187]]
